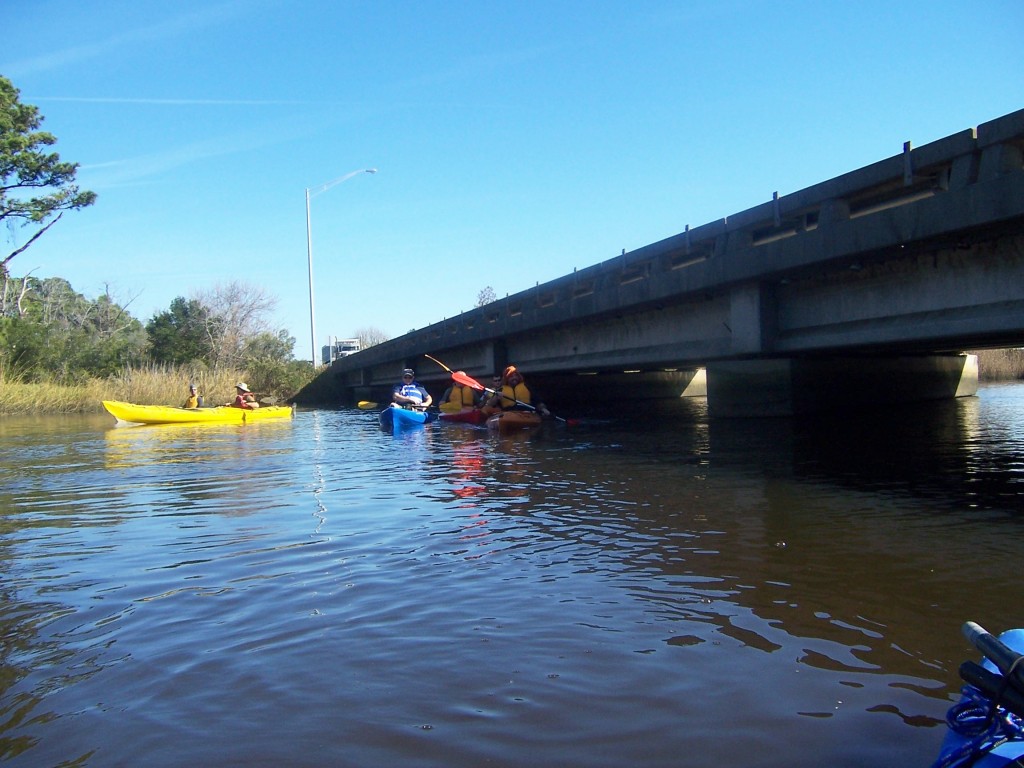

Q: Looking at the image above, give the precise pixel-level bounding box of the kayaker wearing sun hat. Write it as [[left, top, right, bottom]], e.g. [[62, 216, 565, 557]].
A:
[[392, 368, 433, 409], [228, 381, 260, 410]]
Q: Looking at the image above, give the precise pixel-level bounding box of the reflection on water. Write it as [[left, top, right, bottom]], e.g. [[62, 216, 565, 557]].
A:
[[100, 420, 298, 519], [1, 387, 1023, 767]]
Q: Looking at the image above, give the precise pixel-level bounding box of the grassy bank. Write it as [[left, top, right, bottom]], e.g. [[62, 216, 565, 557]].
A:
[[0, 365, 283, 415], [975, 348, 1024, 381]]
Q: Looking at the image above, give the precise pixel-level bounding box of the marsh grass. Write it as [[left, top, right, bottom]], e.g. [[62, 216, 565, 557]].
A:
[[0, 364, 252, 414], [976, 348, 1024, 381]]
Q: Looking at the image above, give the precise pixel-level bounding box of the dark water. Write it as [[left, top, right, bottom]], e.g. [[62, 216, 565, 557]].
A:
[[1, 384, 1023, 767]]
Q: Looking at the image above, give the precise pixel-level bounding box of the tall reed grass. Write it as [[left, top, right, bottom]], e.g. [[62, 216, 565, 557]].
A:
[[976, 348, 1024, 381], [0, 364, 252, 414]]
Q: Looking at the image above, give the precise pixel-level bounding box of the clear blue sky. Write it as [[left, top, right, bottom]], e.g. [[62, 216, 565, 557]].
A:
[[3, 1, 1022, 362]]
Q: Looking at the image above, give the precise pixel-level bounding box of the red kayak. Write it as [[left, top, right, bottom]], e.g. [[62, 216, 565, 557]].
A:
[[439, 408, 486, 425]]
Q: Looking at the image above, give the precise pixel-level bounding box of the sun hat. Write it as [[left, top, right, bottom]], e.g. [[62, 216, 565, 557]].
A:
[[235, 382, 251, 392]]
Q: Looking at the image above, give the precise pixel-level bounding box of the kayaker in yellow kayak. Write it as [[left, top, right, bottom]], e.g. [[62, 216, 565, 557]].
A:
[[182, 383, 203, 409], [227, 382, 260, 409]]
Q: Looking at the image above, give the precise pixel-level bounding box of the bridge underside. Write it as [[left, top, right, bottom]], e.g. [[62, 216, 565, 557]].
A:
[[314, 110, 1023, 417], [334, 354, 977, 418], [704, 354, 978, 417]]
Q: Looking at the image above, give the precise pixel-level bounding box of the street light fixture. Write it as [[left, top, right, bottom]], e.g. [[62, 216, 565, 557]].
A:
[[305, 168, 377, 366]]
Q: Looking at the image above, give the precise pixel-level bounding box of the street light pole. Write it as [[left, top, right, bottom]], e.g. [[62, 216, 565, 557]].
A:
[[305, 168, 377, 366]]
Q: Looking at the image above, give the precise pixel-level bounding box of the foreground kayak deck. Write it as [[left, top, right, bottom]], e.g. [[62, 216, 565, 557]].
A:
[[103, 400, 294, 425]]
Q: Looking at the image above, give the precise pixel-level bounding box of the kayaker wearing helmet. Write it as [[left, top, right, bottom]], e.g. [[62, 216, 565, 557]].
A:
[[392, 368, 433, 409], [228, 382, 259, 410], [481, 365, 551, 417]]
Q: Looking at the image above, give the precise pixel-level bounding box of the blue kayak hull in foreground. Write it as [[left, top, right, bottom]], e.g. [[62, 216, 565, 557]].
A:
[[379, 405, 436, 430]]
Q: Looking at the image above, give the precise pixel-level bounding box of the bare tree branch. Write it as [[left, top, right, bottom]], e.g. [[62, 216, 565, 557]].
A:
[[2, 213, 63, 273]]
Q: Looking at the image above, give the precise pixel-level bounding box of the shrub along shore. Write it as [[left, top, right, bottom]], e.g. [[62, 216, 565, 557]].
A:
[[1, 350, 1021, 416]]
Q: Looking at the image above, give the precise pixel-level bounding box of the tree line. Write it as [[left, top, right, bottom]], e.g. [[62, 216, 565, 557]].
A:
[[0, 274, 315, 393]]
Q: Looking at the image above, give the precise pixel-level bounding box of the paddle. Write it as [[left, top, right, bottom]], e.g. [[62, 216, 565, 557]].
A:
[[380, 400, 432, 414], [424, 354, 520, 407], [963, 621, 1024, 695], [423, 354, 459, 376], [425, 358, 577, 426], [959, 660, 1024, 720], [357, 400, 378, 410]]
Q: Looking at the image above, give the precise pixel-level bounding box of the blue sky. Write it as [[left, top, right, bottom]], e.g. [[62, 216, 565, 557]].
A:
[[3, 1, 1022, 363]]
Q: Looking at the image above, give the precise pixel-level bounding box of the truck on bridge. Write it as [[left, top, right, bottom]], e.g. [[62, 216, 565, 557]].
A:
[[322, 338, 361, 365]]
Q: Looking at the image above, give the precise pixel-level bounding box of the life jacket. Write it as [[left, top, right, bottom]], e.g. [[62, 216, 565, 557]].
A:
[[397, 383, 424, 404], [498, 382, 531, 410], [445, 384, 475, 408]]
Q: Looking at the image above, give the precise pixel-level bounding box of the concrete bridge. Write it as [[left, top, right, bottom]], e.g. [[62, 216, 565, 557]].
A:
[[312, 109, 1024, 417]]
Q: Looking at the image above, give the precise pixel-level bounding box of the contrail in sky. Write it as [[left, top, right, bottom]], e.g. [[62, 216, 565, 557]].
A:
[[29, 97, 322, 107], [1, 0, 255, 77]]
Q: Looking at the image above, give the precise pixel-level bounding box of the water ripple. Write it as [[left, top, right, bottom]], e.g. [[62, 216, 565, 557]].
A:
[[1, 395, 1023, 766]]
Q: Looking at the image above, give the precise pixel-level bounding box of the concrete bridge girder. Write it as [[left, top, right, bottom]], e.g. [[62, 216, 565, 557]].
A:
[[502, 296, 732, 373], [774, 233, 1024, 353]]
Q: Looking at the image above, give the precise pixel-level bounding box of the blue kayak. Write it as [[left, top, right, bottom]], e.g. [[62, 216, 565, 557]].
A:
[[933, 623, 1024, 768], [379, 404, 437, 430]]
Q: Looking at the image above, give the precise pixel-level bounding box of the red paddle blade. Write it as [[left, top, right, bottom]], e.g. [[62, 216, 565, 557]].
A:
[[452, 370, 486, 391]]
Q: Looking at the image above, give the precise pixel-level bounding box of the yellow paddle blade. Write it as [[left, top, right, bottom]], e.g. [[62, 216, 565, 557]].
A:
[[357, 400, 378, 410]]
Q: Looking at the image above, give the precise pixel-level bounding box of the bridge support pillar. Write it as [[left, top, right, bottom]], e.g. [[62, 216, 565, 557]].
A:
[[706, 354, 978, 417]]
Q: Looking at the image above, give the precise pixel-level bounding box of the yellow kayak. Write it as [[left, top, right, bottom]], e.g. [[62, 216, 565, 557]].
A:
[[102, 400, 295, 425]]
